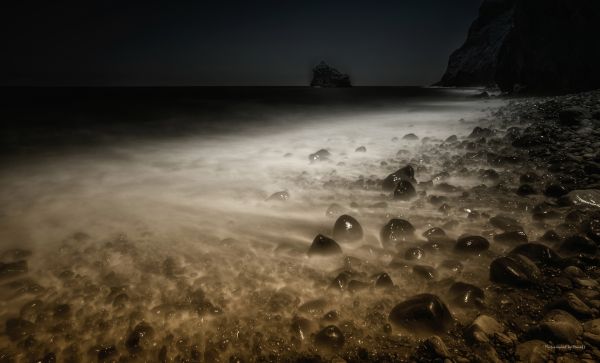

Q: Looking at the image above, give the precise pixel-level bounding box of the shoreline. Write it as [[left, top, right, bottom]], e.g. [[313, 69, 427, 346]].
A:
[[1, 90, 600, 362]]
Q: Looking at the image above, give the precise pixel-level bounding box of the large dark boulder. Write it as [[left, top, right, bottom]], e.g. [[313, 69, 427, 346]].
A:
[[438, 0, 600, 93], [310, 61, 351, 88]]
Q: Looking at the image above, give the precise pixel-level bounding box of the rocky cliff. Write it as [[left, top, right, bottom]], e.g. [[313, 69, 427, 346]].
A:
[[438, 0, 600, 93], [310, 62, 351, 88]]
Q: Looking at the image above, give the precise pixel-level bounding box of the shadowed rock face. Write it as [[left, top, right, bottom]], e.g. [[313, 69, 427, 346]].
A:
[[310, 61, 351, 88], [438, 0, 600, 93], [437, 0, 516, 88]]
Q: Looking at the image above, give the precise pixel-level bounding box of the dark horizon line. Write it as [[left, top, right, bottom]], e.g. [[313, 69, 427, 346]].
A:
[[0, 84, 482, 89]]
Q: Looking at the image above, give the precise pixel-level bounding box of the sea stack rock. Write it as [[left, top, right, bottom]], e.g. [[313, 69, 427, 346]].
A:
[[310, 61, 351, 88], [438, 0, 600, 93]]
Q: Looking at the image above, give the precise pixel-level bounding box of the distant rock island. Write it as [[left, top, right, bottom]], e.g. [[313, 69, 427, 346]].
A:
[[438, 0, 600, 93], [310, 61, 351, 87]]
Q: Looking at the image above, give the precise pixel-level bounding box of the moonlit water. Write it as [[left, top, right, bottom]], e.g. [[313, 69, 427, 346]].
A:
[[0, 88, 506, 360]]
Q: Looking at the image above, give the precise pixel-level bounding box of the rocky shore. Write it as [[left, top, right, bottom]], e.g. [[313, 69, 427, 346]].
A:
[[2, 89, 600, 362]]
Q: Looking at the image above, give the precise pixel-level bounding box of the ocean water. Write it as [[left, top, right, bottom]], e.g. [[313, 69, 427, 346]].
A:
[[0, 87, 505, 361]]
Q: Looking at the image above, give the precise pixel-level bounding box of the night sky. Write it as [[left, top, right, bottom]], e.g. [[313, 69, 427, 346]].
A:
[[1, 1, 482, 86]]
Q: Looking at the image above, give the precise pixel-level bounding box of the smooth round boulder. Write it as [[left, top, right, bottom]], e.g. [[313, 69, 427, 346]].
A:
[[422, 227, 446, 240], [355, 146, 366, 153], [332, 215, 363, 242], [308, 234, 342, 257], [403, 133, 419, 140], [449, 282, 484, 308], [393, 180, 417, 201], [388, 294, 453, 334], [489, 255, 539, 287], [380, 219, 415, 246], [494, 231, 528, 245], [382, 165, 415, 191], [413, 265, 437, 280], [309, 149, 331, 163], [454, 236, 489, 255], [510, 243, 561, 265], [314, 325, 345, 350], [489, 215, 523, 232]]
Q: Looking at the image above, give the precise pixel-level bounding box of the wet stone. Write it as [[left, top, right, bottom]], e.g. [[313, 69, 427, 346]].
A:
[[291, 317, 318, 341], [509, 243, 561, 266], [445, 135, 457, 142], [308, 234, 342, 257], [403, 133, 419, 140], [449, 282, 484, 308], [559, 235, 597, 255], [404, 247, 424, 261], [388, 294, 453, 334], [467, 315, 503, 343], [494, 231, 528, 245], [266, 191, 289, 202], [527, 310, 582, 345], [355, 146, 366, 152], [393, 180, 417, 201], [330, 271, 352, 291], [489, 255, 540, 287], [547, 293, 594, 319], [380, 219, 415, 246], [374, 272, 394, 288], [489, 215, 523, 232], [422, 227, 446, 240], [454, 236, 489, 255], [382, 165, 415, 191], [516, 340, 551, 363], [332, 215, 363, 242], [468, 127, 494, 139], [309, 149, 330, 162], [422, 335, 451, 358], [314, 325, 344, 350], [413, 265, 437, 280]]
